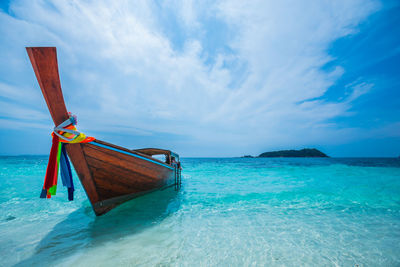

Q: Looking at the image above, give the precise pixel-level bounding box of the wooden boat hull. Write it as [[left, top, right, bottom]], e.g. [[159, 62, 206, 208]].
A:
[[79, 141, 175, 214], [26, 47, 181, 216]]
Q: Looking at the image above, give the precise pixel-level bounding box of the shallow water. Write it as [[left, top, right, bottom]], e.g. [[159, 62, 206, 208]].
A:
[[0, 156, 399, 266]]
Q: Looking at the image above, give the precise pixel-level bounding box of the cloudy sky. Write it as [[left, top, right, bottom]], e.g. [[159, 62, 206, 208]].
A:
[[0, 0, 399, 157]]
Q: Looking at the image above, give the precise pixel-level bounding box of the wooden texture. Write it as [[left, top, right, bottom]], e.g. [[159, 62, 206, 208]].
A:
[[134, 148, 171, 156], [26, 47, 68, 125], [27, 47, 180, 216], [82, 143, 174, 201]]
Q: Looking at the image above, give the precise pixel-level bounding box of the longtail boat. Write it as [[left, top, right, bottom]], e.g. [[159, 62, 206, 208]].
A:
[[27, 47, 181, 216]]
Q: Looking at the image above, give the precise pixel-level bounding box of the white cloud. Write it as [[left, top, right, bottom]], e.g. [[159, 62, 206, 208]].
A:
[[0, 0, 382, 155], [345, 81, 374, 102]]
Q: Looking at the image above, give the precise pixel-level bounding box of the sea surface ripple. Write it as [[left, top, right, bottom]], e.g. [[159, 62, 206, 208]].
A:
[[0, 156, 399, 266]]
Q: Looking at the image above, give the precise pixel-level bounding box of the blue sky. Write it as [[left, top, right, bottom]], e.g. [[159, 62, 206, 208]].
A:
[[0, 0, 399, 157]]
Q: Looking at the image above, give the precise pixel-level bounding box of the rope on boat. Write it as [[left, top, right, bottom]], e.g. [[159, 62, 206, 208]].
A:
[[40, 113, 95, 200]]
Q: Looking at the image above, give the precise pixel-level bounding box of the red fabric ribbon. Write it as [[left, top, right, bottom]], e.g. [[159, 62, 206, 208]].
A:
[[41, 135, 60, 198]]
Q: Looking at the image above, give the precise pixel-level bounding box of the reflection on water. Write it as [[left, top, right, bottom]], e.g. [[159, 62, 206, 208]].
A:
[[15, 188, 180, 266], [90, 188, 180, 241]]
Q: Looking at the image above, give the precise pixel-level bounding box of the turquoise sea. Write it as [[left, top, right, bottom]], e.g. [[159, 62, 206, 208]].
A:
[[0, 156, 399, 266]]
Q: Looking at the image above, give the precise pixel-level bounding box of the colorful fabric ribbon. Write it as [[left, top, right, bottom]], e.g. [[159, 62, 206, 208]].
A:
[[40, 113, 95, 200], [54, 113, 95, 143]]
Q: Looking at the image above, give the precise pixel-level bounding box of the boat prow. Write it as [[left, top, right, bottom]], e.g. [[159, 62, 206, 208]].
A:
[[27, 47, 181, 216]]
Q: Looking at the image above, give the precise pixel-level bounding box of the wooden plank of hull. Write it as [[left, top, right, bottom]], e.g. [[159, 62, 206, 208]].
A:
[[81, 142, 175, 214], [82, 143, 174, 196]]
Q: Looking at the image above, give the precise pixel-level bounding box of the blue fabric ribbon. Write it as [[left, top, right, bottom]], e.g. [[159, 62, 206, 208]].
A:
[[59, 144, 74, 201]]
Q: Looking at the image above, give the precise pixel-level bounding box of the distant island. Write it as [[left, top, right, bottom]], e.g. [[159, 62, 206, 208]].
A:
[[242, 148, 329, 158]]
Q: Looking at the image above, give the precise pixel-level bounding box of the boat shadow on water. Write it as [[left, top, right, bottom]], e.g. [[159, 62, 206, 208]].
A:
[[15, 187, 181, 266]]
